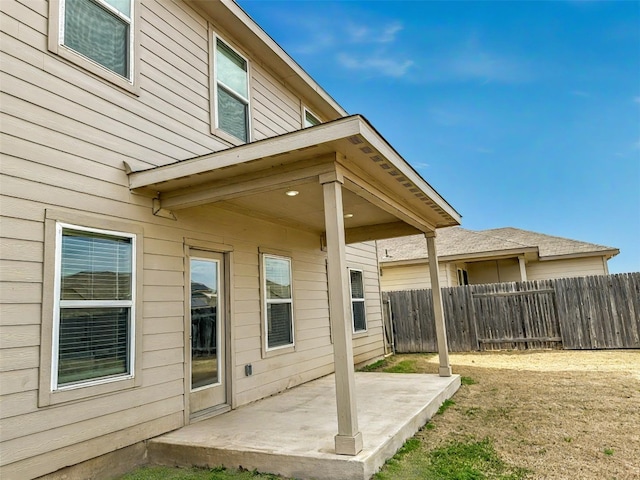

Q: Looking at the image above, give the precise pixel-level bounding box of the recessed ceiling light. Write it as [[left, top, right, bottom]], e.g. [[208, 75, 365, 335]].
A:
[[344, 213, 354, 219], [285, 190, 299, 197]]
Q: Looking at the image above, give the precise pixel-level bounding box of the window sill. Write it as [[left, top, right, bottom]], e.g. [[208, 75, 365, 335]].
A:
[[51, 45, 140, 96], [212, 127, 248, 147], [39, 376, 138, 407], [352, 330, 368, 339], [262, 344, 295, 359]]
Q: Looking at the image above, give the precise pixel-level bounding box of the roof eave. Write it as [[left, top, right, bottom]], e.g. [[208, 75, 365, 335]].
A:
[[379, 246, 539, 265], [540, 249, 620, 261], [127, 115, 461, 228], [188, 0, 347, 121]]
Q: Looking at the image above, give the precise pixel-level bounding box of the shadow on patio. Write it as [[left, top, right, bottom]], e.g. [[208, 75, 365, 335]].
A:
[[148, 372, 460, 480]]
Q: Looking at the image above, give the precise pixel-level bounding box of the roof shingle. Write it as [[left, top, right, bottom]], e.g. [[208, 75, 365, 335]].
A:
[[377, 227, 618, 263]]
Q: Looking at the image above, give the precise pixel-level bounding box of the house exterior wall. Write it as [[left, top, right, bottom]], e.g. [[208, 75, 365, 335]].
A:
[[0, 1, 383, 478], [345, 241, 386, 364], [526, 256, 608, 281], [466, 258, 521, 284], [379, 256, 611, 293], [378, 262, 455, 291]]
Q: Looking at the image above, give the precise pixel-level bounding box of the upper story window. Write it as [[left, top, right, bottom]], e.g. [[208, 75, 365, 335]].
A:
[[49, 0, 138, 92], [303, 108, 321, 128], [349, 268, 367, 333], [53, 224, 136, 389], [214, 38, 250, 143]]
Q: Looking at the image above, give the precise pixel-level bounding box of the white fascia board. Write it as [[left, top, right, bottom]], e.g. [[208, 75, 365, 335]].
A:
[[219, 0, 347, 118], [357, 119, 461, 224], [128, 116, 362, 189], [539, 249, 620, 262]]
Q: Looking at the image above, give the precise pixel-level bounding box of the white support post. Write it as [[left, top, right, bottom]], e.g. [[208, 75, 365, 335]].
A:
[[425, 232, 451, 377], [321, 173, 363, 456], [518, 256, 528, 282]]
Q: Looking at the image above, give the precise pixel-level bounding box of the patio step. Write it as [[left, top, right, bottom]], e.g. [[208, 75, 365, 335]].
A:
[[148, 372, 461, 480]]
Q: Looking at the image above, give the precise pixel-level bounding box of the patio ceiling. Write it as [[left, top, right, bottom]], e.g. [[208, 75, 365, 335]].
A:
[[128, 115, 461, 242]]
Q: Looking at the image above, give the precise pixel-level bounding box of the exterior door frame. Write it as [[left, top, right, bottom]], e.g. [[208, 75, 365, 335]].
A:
[[183, 240, 233, 424]]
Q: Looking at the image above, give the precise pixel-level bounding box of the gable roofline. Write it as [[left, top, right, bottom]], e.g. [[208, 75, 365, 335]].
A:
[[377, 226, 619, 264], [481, 227, 619, 259], [189, 0, 347, 121]]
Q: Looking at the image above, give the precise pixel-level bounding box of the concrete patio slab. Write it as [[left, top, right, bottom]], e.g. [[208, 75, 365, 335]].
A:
[[148, 372, 460, 480]]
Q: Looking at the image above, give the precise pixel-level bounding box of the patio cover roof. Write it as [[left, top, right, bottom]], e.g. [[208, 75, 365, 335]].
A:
[[128, 115, 461, 242]]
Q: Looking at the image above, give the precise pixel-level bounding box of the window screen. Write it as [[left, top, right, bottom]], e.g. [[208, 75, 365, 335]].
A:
[[216, 39, 249, 142], [55, 226, 134, 387], [350, 269, 366, 332], [264, 255, 293, 349], [63, 0, 131, 79]]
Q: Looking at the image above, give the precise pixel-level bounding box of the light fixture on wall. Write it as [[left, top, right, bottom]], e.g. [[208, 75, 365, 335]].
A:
[[285, 190, 299, 196], [344, 213, 354, 218]]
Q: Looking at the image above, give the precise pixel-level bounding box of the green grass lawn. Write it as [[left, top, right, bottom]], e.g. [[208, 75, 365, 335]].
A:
[[119, 353, 529, 480], [119, 465, 284, 480]]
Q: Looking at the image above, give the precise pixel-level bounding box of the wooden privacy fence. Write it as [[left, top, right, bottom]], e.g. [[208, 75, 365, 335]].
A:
[[384, 272, 640, 352]]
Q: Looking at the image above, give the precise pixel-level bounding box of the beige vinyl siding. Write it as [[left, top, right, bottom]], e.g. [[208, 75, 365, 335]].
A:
[[526, 257, 607, 281], [346, 242, 386, 365], [467, 258, 521, 285], [0, 200, 343, 478], [379, 262, 452, 291], [251, 65, 303, 140], [0, 0, 349, 476], [231, 233, 334, 407]]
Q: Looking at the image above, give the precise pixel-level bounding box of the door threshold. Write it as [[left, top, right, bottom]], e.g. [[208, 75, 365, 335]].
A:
[[190, 404, 231, 423]]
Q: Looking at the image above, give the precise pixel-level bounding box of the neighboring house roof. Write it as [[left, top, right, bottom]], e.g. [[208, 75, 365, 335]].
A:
[[377, 227, 619, 264]]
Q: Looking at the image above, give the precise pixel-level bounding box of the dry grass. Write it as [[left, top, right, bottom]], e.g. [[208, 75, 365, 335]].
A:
[[381, 350, 640, 479]]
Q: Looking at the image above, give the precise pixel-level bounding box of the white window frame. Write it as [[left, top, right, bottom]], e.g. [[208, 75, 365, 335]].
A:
[[51, 223, 136, 391], [39, 210, 143, 407], [48, 0, 140, 94], [349, 268, 367, 333], [262, 253, 295, 352], [302, 107, 321, 128], [210, 32, 252, 145]]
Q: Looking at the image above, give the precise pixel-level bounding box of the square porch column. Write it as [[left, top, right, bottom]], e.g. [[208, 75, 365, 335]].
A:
[[518, 256, 528, 282], [425, 232, 452, 377], [321, 172, 363, 456]]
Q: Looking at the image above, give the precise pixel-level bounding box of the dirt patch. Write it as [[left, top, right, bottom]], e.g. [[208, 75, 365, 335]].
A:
[[388, 350, 640, 479]]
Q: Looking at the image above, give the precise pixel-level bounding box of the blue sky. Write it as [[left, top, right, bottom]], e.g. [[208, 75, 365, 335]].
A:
[[239, 0, 640, 274]]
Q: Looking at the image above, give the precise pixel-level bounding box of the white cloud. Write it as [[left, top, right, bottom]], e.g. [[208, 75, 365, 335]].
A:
[[412, 161, 431, 170], [290, 26, 336, 55], [380, 22, 404, 43], [345, 21, 403, 44], [337, 52, 414, 78], [447, 50, 530, 84], [413, 35, 535, 85]]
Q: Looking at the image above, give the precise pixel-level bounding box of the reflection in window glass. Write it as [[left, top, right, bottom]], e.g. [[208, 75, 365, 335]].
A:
[[216, 39, 249, 142], [350, 269, 366, 332], [63, 0, 131, 78], [264, 255, 293, 349], [190, 259, 219, 389], [56, 225, 134, 387]]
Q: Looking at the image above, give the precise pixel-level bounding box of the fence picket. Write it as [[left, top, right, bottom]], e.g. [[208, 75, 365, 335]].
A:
[[387, 273, 640, 352]]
